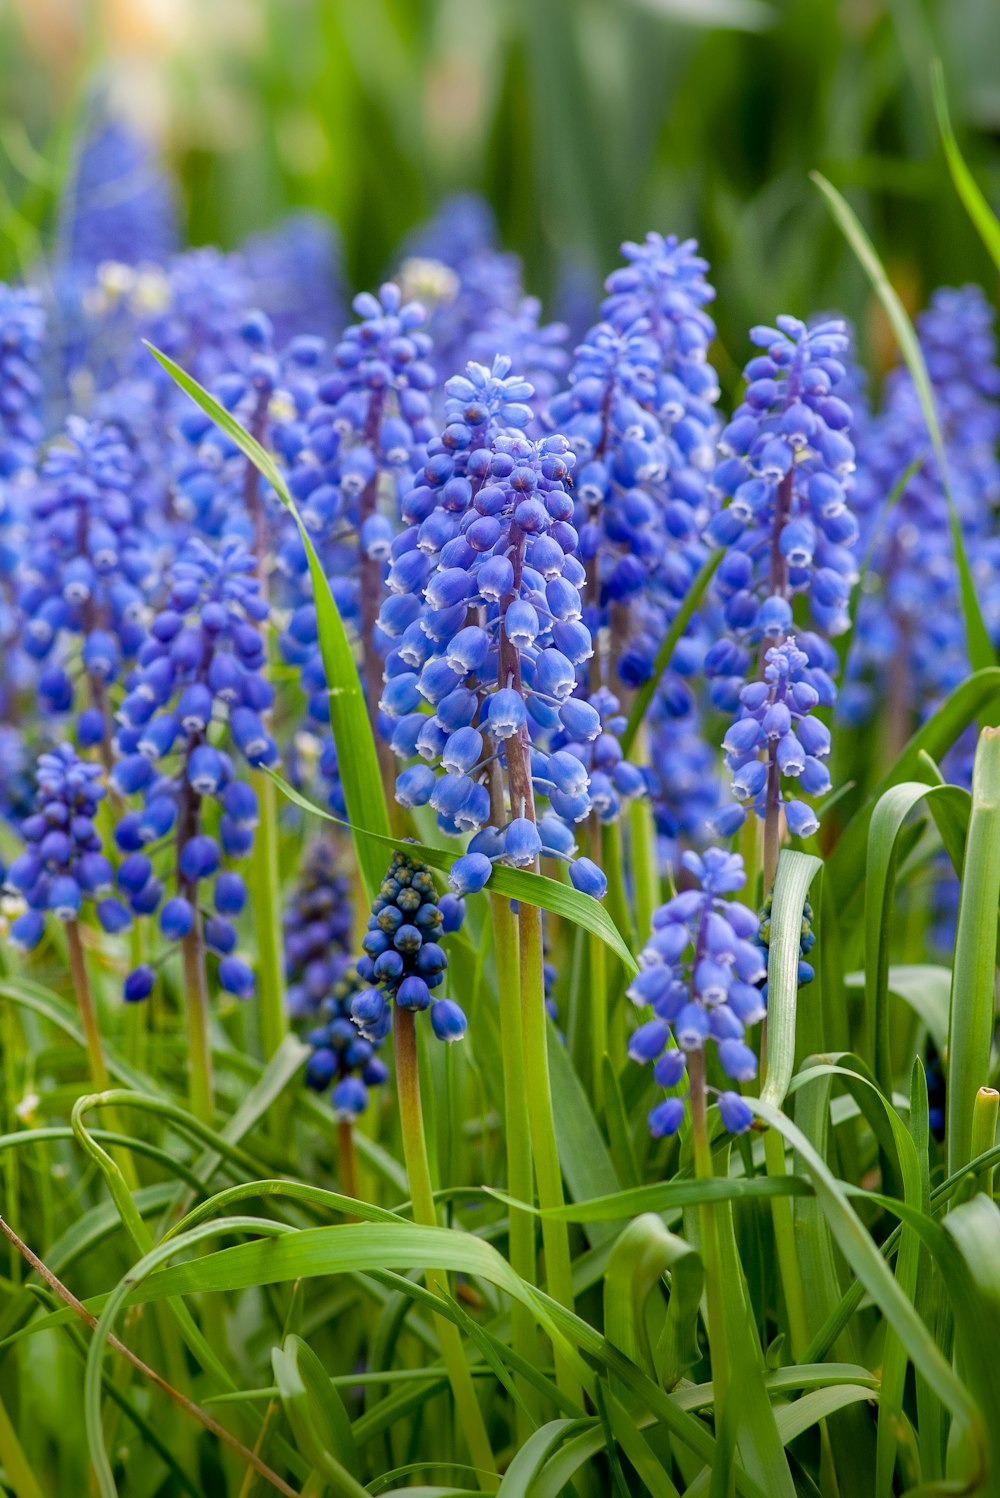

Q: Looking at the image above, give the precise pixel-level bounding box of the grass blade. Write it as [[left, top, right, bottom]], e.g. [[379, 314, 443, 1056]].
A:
[[931, 60, 1000, 276], [947, 727, 1000, 1176], [145, 342, 392, 900], [759, 849, 823, 1110]]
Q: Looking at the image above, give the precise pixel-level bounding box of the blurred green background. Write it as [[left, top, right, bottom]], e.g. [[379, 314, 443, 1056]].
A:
[[2, 0, 999, 366]]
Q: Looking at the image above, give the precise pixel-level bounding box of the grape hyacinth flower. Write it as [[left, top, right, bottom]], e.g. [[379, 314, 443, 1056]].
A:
[[350, 849, 467, 1045], [242, 209, 344, 346], [627, 847, 765, 1137], [285, 283, 437, 791], [5, 745, 127, 949], [842, 286, 1000, 736], [283, 839, 355, 1022], [706, 316, 857, 874], [305, 972, 389, 1120], [109, 537, 276, 1117], [377, 358, 606, 892], [59, 113, 178, 273], [20, 416, 154, 758], [5, 745, 124, 1088], [0, 284, 46, 477]]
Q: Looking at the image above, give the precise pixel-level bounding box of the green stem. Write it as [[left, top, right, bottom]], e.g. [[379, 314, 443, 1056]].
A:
[[181, 926, 214, 1125], [762, 1126, 810, 1358], [688, 1050, 729, 1413], [518, 900, 582, 1405], [600, 817, 633, 952], [589, 819, 609, 1114], [947, 725, 1000, 1177], [490, 892, 540, 1436], [970, 1088, 998, 1198], [393, 1009, 498, 1489], [627, 730, 660, 943], [0, 1390, 45, 1498], [66, 920, 109, 1092], [124, 919, 147, 1072], [248, 767, 286, 1062]]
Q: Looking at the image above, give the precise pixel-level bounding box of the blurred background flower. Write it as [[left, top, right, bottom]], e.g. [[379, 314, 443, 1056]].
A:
[[3, 0, 999, 375]]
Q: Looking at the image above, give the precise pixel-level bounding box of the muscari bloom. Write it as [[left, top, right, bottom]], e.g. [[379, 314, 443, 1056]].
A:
[[19, 416, 155, 746], [350, 850, 468, 1045], [283, 839, 355, 1021], [242, 209, 344, 347], [58, 112, 178, 273], [627, 848, 765, 1137], [110, 537, 276, 999], [5, 745, 128, 950], [0, 284, 46, 478], [842, 285, 1000, 728], [377, 357, 607, 893], [705, 316, 857, 839], [293, 842, 389, 1120]]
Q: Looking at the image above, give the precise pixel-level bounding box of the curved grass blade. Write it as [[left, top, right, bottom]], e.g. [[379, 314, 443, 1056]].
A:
[[811, 170, 994, 675], [931, 60, 1000, 276], [947, 727, 1000, 1177], [863, 781, 968, 1097], [267, 767, 637, 972], [750, 1096, 987, 1492], [145, 342, 391, 900], [828, 666, 1000, 904], [272, 1334, 368, 1497], [759, 849, 823, 1110]]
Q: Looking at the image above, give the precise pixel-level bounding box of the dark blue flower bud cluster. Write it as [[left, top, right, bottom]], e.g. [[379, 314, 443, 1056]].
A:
[[350, 850, 468, 1045], [5, 745, 128, 950], [627, 848, 765, 1137], [754, 889, 816, 1005], [283, 839, 355, 1021], [20, 416, 155, 742], [109, 537, 276, 1000], [290, 842, 388, 1118]]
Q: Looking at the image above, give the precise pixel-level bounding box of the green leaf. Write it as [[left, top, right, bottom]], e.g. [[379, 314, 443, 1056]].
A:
[[844, 964, 951, 1057], [940, 1196, 1000, 1486], [750, 1095, 987, 1488], [863, 781, 968, 1096], [267, 768, 637, 972], [947, 727, 1000, 1176], [759, 850, 823, 1110], [810, 171, 995, 674], [828, 667, 1000, 906], [272, 1335, 367, 1498], [931, 60, 1000, 276], [620, 549, 722, 756], [144, 341, 391, 900]]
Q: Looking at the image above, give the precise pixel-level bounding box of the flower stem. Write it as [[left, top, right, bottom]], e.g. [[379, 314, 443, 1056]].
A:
[[248, 767, 287, 1061], [688, 1048, 730, 1414], [66, 920, 109, 1093], [518, 899, 582, 1405], [490, 890, 540, 1436], [337, 1117, 359, 1203], [393, 1009, 498, 1489], [181, 926, 214, 1124]]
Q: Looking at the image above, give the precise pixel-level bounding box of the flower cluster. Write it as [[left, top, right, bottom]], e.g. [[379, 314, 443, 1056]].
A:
[[0, 284, 46, 477], [350, 850, 467, 1043], [5, 746, 127, 949], [283, 840, 355, 1021], [707, 317, 858, 645], [59, 113, 178, 273], [110, 537, 275, 999], [627, 848, 765, 1136], [842, 285, 1000, 727], [242, 209, 344, 346], [304, 974, 389, 1118], [379, 360, 608, 892], [20, 416, 153, 743], [721, 638, 832, 838]]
